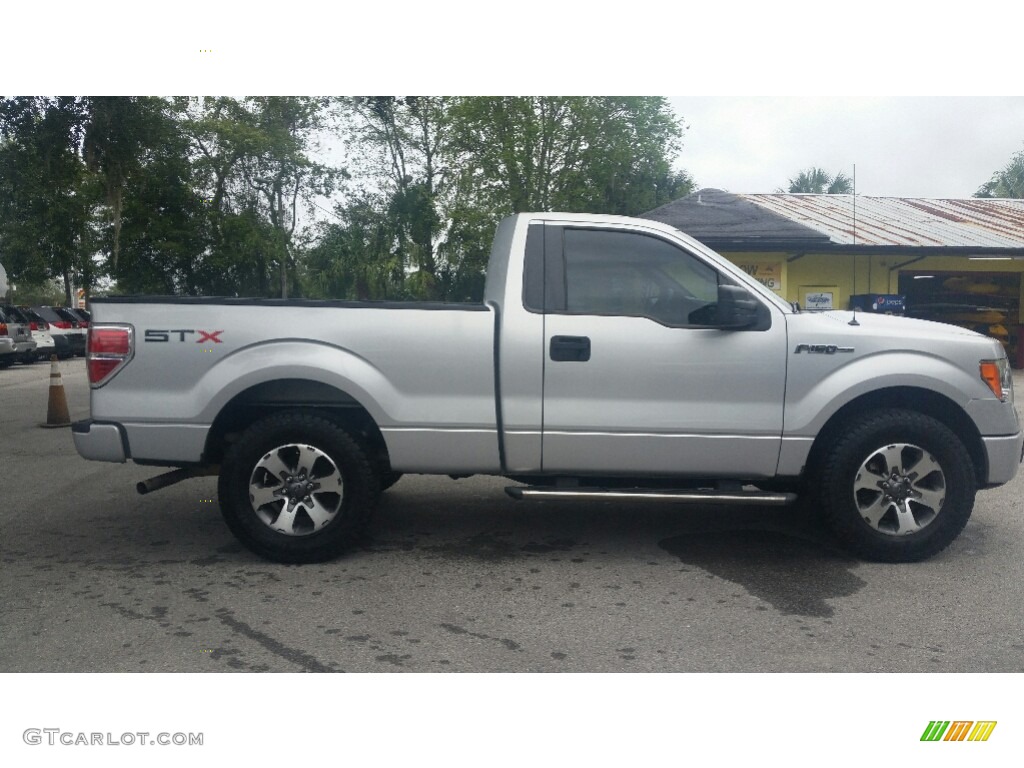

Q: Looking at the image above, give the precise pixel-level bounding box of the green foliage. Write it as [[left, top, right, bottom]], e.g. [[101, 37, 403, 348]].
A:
[[446, 96, 690, 216], [8, 279, 65, 307], [318, 96, 690, 302], [101, 101, 209, 295], [974, 147, 1024, 198], [2, 95, 691, 304], [84, 97, 172, 272], [0, 97, 96, 304], [303, 196, 396, 301], [781, 167, 854, 194], [175, 96, 342, 298]]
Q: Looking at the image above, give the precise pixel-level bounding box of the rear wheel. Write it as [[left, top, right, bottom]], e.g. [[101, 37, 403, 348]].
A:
[[817, 409, 976, 562], [218, 411, 380, 563]]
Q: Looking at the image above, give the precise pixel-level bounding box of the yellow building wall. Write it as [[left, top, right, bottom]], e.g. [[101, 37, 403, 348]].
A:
[[721, 251, 1024, 310]]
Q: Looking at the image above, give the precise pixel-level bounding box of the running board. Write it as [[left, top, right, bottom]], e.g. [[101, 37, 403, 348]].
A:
[[505, 486, 797, 506]]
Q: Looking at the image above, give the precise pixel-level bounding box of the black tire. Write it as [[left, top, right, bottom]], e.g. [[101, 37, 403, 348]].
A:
[[817, 409, 976, 562], [379, 471, 403, 491], [218, 411, 380, 563]]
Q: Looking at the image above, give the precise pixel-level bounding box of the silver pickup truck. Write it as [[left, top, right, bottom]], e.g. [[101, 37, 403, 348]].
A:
[[73, 212, 1023, 564]]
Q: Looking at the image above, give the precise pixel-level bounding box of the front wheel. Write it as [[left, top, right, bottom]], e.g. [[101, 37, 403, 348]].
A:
[[817, 409, 976, 562], [218, 411, 380, 563], [379, 471, 403, 491]]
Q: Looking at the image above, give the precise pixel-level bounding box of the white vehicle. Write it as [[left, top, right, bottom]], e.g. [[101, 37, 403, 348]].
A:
[[0, 303, 36, 367], [31, 306, 85, 357], [28, 321, 56, 362], [19, 307, 70, 360]]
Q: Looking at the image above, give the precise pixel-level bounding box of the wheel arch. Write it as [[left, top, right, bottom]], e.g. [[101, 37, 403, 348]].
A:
[[804, 386, 987, 487], [202, 378, 390, 469]]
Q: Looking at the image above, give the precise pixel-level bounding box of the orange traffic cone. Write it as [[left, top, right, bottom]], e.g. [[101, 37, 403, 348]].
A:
[[40, 355, 71, 428]]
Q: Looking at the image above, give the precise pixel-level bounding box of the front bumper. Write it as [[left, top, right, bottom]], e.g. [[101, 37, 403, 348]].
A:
[[72, 420, 128, 463], [982, 431, 1024, 486]]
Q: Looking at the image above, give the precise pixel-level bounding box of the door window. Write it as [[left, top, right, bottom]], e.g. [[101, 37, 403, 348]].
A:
[[562, 228, 720, 327]]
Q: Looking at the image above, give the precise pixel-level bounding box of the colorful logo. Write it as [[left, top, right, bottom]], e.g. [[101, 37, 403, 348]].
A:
[[921, 721, 997, 742]]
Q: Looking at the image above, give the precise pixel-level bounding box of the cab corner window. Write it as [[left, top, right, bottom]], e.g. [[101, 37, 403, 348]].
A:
[[563, 228, 719, 326]]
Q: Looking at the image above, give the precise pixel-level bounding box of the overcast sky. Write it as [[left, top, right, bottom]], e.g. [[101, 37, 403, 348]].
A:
[[6, 4, 1023, 208], [668, 97, 1024, 199]]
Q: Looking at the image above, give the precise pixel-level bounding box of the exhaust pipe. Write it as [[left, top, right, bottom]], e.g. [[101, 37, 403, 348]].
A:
[[137, 465, 218, 495]]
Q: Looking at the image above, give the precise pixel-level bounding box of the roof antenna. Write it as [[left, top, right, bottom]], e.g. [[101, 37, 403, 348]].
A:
[[849, 163, 860, 326]]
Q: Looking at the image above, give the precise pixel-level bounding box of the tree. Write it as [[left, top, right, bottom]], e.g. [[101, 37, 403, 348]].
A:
[[1, 97, 200, 300], [974, 148, 1024, 198], [446, 96, 689, 216], [318, 96, 690, 303], [3, 95, 694, 305], [176, 97, 341, 297], [241, 97, 340, 298], [108, 117, 210, 295], [83, 97, 172, 274], [342, 97, 450, 298], [780, 167, 854, 194], [0, 97, 97, 305]]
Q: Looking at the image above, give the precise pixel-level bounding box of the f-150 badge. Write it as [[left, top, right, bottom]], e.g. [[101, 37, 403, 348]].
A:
[[794, 344, 854, 354]]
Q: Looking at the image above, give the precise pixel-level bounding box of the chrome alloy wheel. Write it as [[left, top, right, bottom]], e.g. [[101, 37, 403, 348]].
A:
[[853, 442, 946, 536], [248, 443, 344, 536]]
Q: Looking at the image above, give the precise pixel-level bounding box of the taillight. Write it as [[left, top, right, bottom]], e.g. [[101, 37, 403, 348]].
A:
[[29, 321, 38, 331], [87, 324, 134, 386], [0, 323, 7, 335], [54, 321, 72, 329]]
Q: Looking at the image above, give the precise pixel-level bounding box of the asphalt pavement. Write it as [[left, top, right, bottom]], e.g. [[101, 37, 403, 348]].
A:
[[2, 358, 1024, 672]]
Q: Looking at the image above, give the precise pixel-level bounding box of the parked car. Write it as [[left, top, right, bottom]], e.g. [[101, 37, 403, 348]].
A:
[[30, 306, 86, 357], [7, 305, 56, 362], [0, 304, 37, 367], [68, 307, 91, 327], [19, 307, 71, 360]]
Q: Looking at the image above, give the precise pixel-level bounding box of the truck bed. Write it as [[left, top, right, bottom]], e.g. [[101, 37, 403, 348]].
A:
[[88, 297, 501, 472]]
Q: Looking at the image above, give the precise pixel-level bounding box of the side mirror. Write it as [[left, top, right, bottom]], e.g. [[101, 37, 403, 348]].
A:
[[717, 284, 761, 329]]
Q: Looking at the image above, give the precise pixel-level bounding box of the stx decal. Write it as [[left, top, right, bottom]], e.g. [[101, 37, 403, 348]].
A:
[[145, 330, 224, 344], [920, 720, 997, 742]]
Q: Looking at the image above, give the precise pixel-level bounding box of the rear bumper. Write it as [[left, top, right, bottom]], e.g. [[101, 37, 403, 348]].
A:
[[982, 431, 1024, 486], [0, 338, 35, 359], [72, 420, 128, 463]]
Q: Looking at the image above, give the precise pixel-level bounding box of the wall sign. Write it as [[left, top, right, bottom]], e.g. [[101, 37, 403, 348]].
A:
[[799, 285, 838, 311], [737, 262, 783, 293]]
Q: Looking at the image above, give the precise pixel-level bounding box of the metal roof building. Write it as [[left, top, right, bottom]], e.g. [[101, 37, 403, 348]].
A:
[[643, 189, 1024, 255]]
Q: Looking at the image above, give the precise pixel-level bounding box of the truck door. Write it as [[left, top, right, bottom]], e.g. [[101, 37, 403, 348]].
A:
[[538, 224, 787, 478]]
